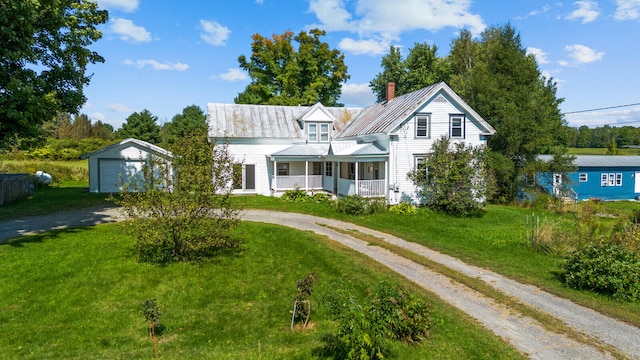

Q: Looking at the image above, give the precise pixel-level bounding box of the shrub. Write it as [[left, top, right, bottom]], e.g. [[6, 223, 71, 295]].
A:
[[320, 280, 431, 359], [281, 186, 310, 202], [389, 202, 417, 215], [562, 243, 640, 301], [334, 195, 387, 216], [311, 192, 332, 204]]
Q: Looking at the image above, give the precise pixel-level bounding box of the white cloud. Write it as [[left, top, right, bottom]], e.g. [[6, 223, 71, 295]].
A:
[[110, 18, 151, 44], [89, 112, 106, 122], [529, 5, 551, 16], [308, 0, 485, 55], [108, 103, 132, 113], [97, 0, 139, 12], [219, 68, 248, 81], [200, 20, 231, 46], [527, 47, 549, 65], [340, 83, 376, 107], [565, 1, 600, 23], [255, 0, 264, 4], [124, 59, 189, 71], [338, 38, 389, 56], [312, 0, 485, 35], [614, 0, 640, 20], [565, 106, 640, 127], [564, 44, 604, 64]]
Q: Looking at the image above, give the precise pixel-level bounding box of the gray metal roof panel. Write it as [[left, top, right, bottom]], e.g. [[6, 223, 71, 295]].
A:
[[538, 155, 640, 168]]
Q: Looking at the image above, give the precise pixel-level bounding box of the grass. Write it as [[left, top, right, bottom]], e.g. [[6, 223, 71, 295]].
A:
[[0, 221, 522, 359], [568, 147, 640, 155], [1, 159, 113, 219], [0, 181, 114, 220], [236, 195, 640, 329]]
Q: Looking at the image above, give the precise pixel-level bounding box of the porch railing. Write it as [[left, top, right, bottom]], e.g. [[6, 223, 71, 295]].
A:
[[275, 175, 323, 190], [358, 179, 385, 197]]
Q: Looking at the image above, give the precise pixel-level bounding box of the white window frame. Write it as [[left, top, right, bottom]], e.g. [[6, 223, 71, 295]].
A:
[[233, 163, 255, 191], [601, 173, 623, 187], [450, 114, 465, 139], [415, 155, 429, 179], [579, 173, 588, 182], [277, 163, 289, 176], [415, 114, 431, 138], [320, 123, 330, 142], [308, 123, 318, 142]]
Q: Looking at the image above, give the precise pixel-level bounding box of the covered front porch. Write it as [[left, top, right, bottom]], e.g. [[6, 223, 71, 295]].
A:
[[270, 159, 387, 198]]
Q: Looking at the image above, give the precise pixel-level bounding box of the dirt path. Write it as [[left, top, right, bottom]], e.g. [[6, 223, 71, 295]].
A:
[[1, 208, 639, 359]]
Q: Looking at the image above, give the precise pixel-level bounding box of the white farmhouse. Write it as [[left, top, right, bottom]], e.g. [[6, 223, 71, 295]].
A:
[[208, 82, 495, 204]]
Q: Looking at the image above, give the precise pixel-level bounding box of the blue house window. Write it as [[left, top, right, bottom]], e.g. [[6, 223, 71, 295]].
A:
[[601, 173, 622, 187], [579, 173, 587, 182]]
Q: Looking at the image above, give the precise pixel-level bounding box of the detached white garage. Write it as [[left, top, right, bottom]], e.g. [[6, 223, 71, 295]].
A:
[[81, 138, 172, 193]]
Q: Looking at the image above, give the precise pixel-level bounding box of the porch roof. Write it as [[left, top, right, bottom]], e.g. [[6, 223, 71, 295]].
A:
[[269, 141, 388, 160]]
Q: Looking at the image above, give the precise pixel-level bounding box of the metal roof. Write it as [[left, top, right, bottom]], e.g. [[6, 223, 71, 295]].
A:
[[207, 103, 362, 138], [80, 138, 172, 159], [271, 144, 330, 157], [336, 82, 496, 138], [538, 155, 640, 168]]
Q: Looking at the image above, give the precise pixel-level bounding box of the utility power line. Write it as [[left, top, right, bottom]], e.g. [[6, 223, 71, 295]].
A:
[[563, 102, 640, 115]]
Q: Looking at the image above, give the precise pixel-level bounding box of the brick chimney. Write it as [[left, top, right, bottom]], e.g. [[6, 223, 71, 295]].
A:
[[386, 82, 395, 102]]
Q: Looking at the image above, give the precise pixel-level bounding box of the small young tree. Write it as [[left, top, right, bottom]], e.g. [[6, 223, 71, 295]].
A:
[[408, 136, 493, 216], [117, 131, 241, 264]]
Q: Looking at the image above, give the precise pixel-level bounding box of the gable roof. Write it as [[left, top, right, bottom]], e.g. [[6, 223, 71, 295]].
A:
[[207, 103, 362, 138], [337, 82, 495, 138], [80, 138, 172, 159]]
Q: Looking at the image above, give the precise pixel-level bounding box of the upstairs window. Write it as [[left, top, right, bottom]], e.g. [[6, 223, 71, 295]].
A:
[[308, 123, 317, 142], [450, 115, 465, 139], [415, 114, 431, 138], [307, 122, 331, 142], [320, 123, 330, 141]]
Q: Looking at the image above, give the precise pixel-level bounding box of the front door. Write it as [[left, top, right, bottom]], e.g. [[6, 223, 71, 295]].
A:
[[635, 172, 640, 193], [553, 173, 562, 197]]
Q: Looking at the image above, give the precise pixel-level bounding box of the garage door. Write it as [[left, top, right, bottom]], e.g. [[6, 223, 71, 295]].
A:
[[99, 159, 145, 192]]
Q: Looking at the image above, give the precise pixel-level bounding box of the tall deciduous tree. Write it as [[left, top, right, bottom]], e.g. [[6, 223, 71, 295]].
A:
[[118, 110, 161, 145], [0, 0, 108, 145], [236, 29, 349, 106], [161, 105, 207, 147]]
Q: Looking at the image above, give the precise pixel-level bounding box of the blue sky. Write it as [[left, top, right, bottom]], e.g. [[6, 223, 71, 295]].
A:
[[84, 0, 640, 130]]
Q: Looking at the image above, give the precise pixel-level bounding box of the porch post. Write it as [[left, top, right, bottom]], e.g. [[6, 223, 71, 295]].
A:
[[384, 160, 389, 199], [355, 161, 359, 196], [274, 160, 278, 193], [305, 160, 309, 190]]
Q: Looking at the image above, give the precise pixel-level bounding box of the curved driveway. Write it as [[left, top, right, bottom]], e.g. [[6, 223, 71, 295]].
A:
[[1, 207, 639, 359]]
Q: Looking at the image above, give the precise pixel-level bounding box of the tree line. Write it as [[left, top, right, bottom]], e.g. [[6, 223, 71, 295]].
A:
[[568, 125, 640, 148], [1, 0, 629, 203]]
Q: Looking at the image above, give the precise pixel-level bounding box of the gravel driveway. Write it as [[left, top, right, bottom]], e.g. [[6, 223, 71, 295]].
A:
[[1, 207, 639, 359]]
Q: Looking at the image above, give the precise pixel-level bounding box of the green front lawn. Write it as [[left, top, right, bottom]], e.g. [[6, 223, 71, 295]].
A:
[[0, 222, 521, 359]]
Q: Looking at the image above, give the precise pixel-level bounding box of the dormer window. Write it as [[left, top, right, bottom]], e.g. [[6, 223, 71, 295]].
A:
[[307, 122, 331, 142]]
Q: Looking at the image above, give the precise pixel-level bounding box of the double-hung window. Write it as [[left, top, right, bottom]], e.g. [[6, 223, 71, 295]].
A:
[[414, 155, 429, 181], [450, 115, 465, 138], [277, 163, 289, 176], [320, 123, 330, 141], [601, 173, 623, 187], [415, 114, 430, 138], [308, 123, 318, 142]]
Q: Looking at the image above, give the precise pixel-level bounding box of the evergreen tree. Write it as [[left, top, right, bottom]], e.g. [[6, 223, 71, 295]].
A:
[[118, 110, 161, 145], [161, 105, 207, 147], [370, 44, 449, 102]]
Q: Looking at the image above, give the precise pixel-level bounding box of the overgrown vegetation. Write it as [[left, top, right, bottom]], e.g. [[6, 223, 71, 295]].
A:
[[115, 132, 241, 264], [408, 136, 493, 217], [562, 243, 640, 301], [320, 280, 431, 359]]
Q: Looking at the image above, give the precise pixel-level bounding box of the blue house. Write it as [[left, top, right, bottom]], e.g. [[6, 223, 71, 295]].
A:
[[539, 155, 640, 201]]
